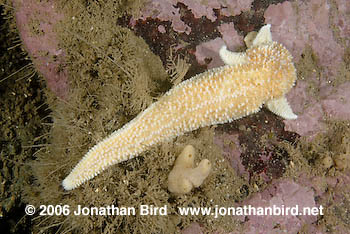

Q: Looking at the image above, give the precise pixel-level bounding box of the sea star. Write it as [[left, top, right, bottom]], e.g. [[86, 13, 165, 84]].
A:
[[63, 25, 297, 190]]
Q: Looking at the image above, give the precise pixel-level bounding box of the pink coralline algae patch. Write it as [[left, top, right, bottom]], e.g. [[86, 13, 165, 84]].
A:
[[182, 179, 322, 233], [14, 0, 68, 99], [333, 0, 350, 40], [181, 222, 204, 234], [195, 23, 244, 69], [264, 0, 350, 137], [321, 82, 350, 120], [180, 0, 253, 20], [133, 0, 253, 34], [132, 1, 190, 34], [264, 0, 343, 77], [194, 38, 225, 69], [237, 179, 318, 234], [296, 172, 350, 233], [284, 82, 325, 137], [157, 25, 166, 34], [286, 81, 350, 137]]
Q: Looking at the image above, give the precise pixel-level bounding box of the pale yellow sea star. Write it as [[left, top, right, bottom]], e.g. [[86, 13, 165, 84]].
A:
[[63, 24, 297, 190]]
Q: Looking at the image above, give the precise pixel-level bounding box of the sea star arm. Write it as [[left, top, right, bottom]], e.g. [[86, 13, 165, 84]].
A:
[[219, 45, 247, 65], [219, 24, 272, 65], [266, 96, 297, 120], [252, 24, 272, 46]]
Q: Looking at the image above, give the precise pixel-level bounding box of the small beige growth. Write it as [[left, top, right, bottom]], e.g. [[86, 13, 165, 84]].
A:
[[168, 145, 211, 194], [334, 154, 350, 170]]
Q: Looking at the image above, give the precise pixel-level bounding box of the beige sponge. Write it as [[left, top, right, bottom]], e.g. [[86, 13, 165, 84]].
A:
[[168, 145, 212, 194]]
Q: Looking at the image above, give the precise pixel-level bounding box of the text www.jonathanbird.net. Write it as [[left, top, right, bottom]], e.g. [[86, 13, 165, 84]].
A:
[[25, 204, 323, 218]]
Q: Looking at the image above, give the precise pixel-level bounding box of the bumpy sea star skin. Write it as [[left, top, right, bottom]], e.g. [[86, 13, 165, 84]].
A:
[[62, 25, 297, 190]]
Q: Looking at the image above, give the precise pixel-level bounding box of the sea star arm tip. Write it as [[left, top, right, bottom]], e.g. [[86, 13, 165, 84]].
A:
[[219, 45, 247, 65], [253, 24, 272, 46], [266, 96, 298, 120]]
